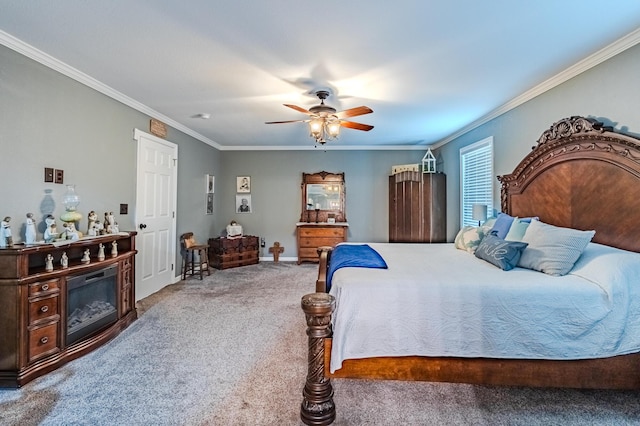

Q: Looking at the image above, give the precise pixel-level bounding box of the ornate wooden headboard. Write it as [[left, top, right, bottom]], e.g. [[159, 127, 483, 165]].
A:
[[498, 116, 640, 253]]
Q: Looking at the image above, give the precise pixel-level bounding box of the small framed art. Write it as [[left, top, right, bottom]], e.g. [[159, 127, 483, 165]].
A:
[[236, 194, 252, 213], [206, 193, 214, 214], [206, 174, 215, 193], [237, 176, 250, 193]]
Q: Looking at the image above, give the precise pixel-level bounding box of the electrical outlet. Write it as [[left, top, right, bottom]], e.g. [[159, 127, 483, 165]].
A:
[[54, 169, 64, 184], [120, 204, 128, 215], [44, 167, 54, 182], [260, 237, 266, 247]]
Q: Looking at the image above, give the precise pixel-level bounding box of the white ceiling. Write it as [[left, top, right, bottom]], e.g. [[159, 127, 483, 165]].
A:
[[1, 1, 640, 150]]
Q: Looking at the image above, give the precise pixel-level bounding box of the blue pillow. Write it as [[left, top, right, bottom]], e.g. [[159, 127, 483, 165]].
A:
[[475, 231, 528, 271], [490, 213, 515, 239], [491, 213, 538, 239]]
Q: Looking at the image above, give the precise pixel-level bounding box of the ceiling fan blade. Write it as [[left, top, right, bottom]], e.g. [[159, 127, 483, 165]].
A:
[[335, 106, 373, 119], [284, 104, 312, 115], [340, 120, 374, 131], [265, 119, 308, 124]]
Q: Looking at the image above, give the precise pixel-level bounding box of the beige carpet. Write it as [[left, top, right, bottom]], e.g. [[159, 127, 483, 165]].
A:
[[1, 262, 640, 425]]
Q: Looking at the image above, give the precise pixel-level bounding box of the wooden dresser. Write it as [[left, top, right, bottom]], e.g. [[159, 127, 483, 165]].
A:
[[0, 232, 137, 388], [296, 223, 348, 264], [208, 235, 259, 269]]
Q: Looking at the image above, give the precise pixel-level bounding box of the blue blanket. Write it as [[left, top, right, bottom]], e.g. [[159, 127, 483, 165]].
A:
[[326, 244, 388, 291]]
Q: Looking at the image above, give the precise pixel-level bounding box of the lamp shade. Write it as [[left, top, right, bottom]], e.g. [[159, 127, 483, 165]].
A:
[[472, 204, 487, 222]]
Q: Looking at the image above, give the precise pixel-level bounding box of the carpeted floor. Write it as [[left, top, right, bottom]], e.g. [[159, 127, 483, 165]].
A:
[[1, 262, 640, 425]]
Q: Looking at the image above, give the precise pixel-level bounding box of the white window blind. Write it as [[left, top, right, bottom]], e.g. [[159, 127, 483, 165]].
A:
[[460, 137, 493, 227]]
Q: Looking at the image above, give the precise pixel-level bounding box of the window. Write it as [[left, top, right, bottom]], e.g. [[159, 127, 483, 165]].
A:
[[460, 136, 493, 227]]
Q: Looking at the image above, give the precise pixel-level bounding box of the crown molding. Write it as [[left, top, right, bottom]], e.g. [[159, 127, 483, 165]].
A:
[[3, 27, 638, 152], [0, 30, 223, 150], [431, 27, 640, 150], [219, 143, 429, 151]]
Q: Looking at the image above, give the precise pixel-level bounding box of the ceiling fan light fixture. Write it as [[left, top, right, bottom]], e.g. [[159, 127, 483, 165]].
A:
[[327, 118, 341, 138], [309, 117, 323, 139], [266, 89, 372, 145], [308, 115, 340, 144]]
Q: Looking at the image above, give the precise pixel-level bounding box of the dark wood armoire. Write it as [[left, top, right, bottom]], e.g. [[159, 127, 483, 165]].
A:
[[389, 171, 446, 242]]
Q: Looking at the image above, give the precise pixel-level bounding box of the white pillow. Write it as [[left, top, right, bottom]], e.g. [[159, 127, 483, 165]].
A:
[[454, 226, 485, 254], [518, 220, 595, 276]]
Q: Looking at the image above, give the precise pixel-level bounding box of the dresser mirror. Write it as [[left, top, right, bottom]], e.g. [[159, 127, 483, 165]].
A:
[[300, 171, 346, 223]]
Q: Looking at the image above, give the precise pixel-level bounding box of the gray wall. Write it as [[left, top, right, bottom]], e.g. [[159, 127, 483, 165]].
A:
[[3, 39, 639, 273], [216, 150, 423, 258], [0, 45, 221, 272], [435, 43, 640, 241]]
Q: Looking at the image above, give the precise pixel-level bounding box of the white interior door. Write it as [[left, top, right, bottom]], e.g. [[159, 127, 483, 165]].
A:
[[134, 129, 178, 301]]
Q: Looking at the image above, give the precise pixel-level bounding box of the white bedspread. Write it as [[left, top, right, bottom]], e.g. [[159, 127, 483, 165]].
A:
[[329, 242, 640, 373]]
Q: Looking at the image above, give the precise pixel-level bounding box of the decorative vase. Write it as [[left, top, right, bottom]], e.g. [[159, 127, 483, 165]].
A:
[[60, 184, 82, 223]]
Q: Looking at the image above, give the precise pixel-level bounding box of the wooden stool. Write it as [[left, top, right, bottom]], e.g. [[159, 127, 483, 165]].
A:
[[180, 232, 211, 280]]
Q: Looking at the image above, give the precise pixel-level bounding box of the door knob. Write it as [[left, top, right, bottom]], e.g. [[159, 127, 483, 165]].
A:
[[139, 223, 147, 230]]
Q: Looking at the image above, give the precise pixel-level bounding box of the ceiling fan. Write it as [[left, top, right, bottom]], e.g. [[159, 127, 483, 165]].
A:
[[265, 90, 374, 144]]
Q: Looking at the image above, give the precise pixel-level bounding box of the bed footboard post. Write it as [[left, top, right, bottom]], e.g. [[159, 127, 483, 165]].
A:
[[300, 293, 336, 426], [316, 246, 333, 293]]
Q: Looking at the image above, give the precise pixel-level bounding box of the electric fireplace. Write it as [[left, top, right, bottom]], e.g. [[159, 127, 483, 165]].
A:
[[66, 264, 118, 345]]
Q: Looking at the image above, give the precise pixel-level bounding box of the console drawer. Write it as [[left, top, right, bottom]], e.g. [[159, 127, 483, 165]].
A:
[[29, 278, 60, 297], [28, 322, 60, 362], [29, 294, 59, 324]]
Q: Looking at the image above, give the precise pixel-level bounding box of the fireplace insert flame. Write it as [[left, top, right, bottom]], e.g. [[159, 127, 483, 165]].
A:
[[66, 264, 118, 345]]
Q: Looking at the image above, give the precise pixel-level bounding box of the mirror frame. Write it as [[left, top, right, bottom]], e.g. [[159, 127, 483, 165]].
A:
[[300, 171, 346, 223]]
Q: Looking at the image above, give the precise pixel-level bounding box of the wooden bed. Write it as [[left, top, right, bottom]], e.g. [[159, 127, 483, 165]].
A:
[[300, 116, 640, 425]]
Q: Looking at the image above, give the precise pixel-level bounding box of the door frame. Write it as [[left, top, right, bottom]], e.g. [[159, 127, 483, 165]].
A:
[[133, 128, 179, 300]]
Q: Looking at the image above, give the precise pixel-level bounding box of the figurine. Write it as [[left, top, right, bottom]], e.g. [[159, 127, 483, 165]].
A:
[[25, 213, 37, 244], [87, 211, 102, 236], [111, 240, 118, 258], [62, 222, 80, 241], [103, 211, 119, 234], [97, 243, 105, 261], [44, 215, 58, 243], [104, 212, 115, 234], [45, 254, 54, 272], [87, 219, 104, 236], [81, 248, 91, 264], [0, 216, 13, 248], [60, 252, 69, 269]]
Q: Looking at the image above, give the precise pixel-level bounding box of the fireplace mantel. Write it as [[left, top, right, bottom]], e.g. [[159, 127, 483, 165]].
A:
[[0, 232, 137, 388]]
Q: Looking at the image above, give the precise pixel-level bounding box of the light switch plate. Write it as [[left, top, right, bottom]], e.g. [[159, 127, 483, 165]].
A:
[[44, 167, 54, 182]]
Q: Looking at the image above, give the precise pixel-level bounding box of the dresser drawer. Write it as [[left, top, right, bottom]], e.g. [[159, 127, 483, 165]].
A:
[[299, 237, 344, 248], [28, 322, 60, 362], [29, 295, 59, 325], [297, 224, 347, 264], [29, 278, 60, 297], [298, 248, 322, 259], [298, 227, 345, 238]]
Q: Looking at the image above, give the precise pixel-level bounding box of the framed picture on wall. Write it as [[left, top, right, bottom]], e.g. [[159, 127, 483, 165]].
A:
[[236, 194, 252, 213], [206, 193, 214, 214], [206, 174, 215, 193], [237, 176, 250, 193]]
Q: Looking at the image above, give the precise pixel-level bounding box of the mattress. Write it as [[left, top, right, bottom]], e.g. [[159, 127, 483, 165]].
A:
[[328, 242, 640, 373]]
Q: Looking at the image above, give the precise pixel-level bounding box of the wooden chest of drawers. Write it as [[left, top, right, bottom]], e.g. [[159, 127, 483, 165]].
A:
[[296, 223, 348, 264], [208, 236, 260, 270]]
